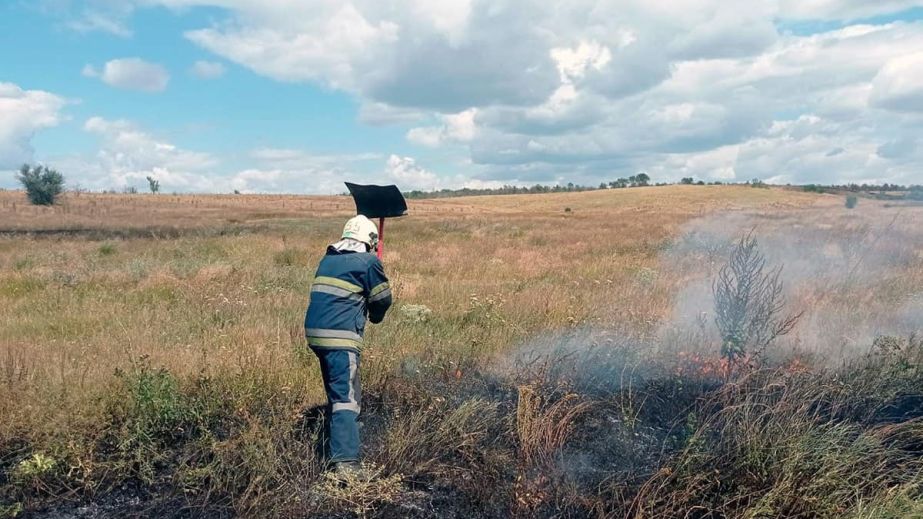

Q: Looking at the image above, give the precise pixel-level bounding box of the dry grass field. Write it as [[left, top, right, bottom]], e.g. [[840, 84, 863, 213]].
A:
[[1, 185, 922, 518]]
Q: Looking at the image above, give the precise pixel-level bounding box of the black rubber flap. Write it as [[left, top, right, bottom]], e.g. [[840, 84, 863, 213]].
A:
[[345, 182, 408, 218]]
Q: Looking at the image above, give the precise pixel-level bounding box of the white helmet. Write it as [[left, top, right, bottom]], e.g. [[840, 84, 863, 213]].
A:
[[341, 215, 379, 250]]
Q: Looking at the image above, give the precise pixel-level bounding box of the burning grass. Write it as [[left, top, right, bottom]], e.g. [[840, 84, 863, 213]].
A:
[[0, 186, 922, 517]]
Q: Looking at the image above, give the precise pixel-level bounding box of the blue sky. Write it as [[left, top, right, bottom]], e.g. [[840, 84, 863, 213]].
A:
[[1, 1, 922, 193]]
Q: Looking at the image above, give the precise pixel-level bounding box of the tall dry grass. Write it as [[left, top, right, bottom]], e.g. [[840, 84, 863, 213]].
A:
[[0, 185, 921, 517]]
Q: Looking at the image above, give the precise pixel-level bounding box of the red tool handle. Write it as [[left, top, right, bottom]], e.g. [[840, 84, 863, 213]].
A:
[[377, 217, 385, 259]]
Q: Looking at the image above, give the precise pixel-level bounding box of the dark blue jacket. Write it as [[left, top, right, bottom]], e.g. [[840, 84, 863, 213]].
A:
[[304, 246, 392, 352]]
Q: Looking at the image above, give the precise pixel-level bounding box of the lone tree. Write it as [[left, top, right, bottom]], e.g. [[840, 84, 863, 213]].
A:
[[17, 164, 64, 205], [146, 176, 160, 194], [713, 232, 802, 365]]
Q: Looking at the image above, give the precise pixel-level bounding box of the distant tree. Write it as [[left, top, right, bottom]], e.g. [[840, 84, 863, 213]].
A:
[[16, 164, 64, 206], [610, 178, 629, 188], [750, 178, 767, 188], [599, 182, 608, 190], [124, 186, 138, 194], [696, 180, 706, 186], [681, 177, 695, 185], [635, 173, 651, 186], [146, 176, 160, 194]]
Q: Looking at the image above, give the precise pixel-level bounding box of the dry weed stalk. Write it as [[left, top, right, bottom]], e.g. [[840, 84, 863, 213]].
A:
[[516, 385, 593, 467], [514, 385, 595, 516]]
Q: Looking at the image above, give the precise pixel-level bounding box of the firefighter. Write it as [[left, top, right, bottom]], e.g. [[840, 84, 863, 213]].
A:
[[304, 215, 392, 474]]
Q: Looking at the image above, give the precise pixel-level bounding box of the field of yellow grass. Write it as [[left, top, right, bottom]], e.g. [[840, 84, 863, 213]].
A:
[[1, 185, 921, 518]]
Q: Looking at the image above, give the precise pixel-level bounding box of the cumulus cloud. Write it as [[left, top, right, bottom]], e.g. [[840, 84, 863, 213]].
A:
[[80, 116, 218, 190], [189, 60, 226, 79], [85, 58, 170, 92], [31, 1, 923, 187], [870, 51, 923, 112], [385, 154, 439, 190], [54, 118, 390, 194], [0, 83, 66, 170], [228, 147, 385, 193], [407, 109, 477, 147]]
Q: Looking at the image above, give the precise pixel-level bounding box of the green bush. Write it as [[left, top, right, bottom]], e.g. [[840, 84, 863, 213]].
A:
[[98, 243, 117, 256], [16, 164, 64, 206], [846, 195, 858, 209], [111, 359, 191, 482]]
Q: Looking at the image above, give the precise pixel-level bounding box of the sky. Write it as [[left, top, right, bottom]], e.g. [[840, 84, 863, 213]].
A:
[[1, 1, 923, 194]]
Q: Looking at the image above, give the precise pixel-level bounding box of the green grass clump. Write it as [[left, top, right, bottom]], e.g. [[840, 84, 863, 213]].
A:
[[97, 243, 117, 256]]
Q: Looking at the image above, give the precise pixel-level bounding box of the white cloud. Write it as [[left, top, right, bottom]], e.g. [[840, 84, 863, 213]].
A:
[[183, 1, 559, 111], [184, 3, 401, 91], [551, 41, 612, 83], [80, 116, 218, 190], [358, 102, 427, 125], [189, 60, 226, 79], [87, 58, 170, 92], [407, 108, 477, 147], [0, 83, 66, 169], [228, 167, 356, 194], [870, 51, 923, 112], [67, 10, 133, 37], [229, 149, 387, 194], [385, 154, 439, 190], [28, 1, 923, 187], [48, 118, 388, 193]]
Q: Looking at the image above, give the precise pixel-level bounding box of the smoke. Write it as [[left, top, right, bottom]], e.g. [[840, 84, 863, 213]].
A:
[[658, 204, 923, 362], [502, 203, 923, 386], [491, 326, 659, 395], [485, 201, 923, 502]]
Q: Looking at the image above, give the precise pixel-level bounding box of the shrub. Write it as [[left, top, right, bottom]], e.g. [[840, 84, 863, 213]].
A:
[[16, 164, 64, 206], [846, 195, 858, 209], [713, 232, 801, 364], [12, 453, 56, 483], [110, 358, 191, 482]]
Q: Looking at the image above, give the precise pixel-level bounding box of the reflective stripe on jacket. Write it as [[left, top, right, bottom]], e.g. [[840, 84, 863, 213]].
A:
[[304, 245, 392, 352]]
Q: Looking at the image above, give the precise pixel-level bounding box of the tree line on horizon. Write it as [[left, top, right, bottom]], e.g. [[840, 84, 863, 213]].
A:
[[9, 162, 923, 204]]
